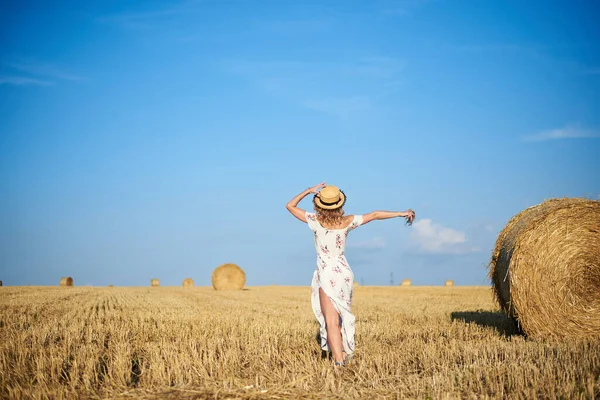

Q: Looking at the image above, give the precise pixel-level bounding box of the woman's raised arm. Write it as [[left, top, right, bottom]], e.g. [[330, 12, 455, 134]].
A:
[[286, 182, 326, 222], [362, 209, 415, 225]]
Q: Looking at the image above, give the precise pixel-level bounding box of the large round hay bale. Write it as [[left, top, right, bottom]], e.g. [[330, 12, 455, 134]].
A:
[[212, 263, 246, 290], [445, 280, 454, 286], [150, 278, 160, 287], [60, 277, 73, 286], [182, 278, 194, 287], [489, 198, 600, 339], [489, 198, 590, 314], [400, 279, 412, 286]]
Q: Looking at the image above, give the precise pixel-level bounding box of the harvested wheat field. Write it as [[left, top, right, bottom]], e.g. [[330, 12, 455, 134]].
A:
[[0, 286, 598, 399]]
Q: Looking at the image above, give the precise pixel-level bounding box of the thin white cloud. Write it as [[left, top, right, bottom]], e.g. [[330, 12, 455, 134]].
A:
[[96, 0, 201, 30], [382, 8, 407, 16], [578, 66, 600, 76], [222, 57, 404, 118], [97, 9, 180, 30], [5, 61, 85, 82], [254, 18, 332, 34], [349, 237, 387, 250], [223, 58, 404, 81], [409, 219, 479, 254], [303, 96, 371, 118], [448, 43, 535, 52], [0, 76, 53, 86], [380, 0, 433, 16], [521, 125, 599, 142]]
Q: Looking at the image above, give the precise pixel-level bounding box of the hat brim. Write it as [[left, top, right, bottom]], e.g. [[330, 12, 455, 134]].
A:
[[314, 191, 346, 210]]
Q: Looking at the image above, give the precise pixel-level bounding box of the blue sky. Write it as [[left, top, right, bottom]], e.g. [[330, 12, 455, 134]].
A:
[[1, 0, 598, 287]]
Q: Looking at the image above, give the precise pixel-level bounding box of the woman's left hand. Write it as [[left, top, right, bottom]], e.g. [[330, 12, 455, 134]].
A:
[[405, 209, 415, 225]]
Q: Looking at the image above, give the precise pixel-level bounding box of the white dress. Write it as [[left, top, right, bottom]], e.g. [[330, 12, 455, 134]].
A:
[[306, 211, 364, 356]]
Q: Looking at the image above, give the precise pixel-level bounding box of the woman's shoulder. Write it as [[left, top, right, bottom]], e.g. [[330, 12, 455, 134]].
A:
[[344, 215, 356, 223]]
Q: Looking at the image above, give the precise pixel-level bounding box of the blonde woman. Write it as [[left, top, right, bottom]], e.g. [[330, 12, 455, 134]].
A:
[[286, 183, 415, 366]]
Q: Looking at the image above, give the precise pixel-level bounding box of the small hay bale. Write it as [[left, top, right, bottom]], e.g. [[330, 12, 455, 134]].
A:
[[445, 280, 454, 286], [151, 278, 160, 287], [182, 278, 194, 287], [353, 281, 360, 288], [400, 279, 412, 286], [60, 277, 73, 286], [212, 263, 246, 290], [489, 198, 600, 339], [0, 280, 2, 287], [108, 285, 114, 288]]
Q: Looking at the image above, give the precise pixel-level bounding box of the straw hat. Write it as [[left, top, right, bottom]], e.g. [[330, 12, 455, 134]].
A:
[[314, 185, 346, 210]]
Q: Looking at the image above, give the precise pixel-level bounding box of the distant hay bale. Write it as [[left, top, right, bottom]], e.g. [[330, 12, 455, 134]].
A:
[[489, 197, 600, 339], [353, 281, 360, 288], [445, 280, 454, 286], [0, 280, 2, 287], [60, 277, 73, 286], [211, 263, 246, 290], [151, 278, 160, 287], [400, 279, 412, 286], [182, 278, 194, 287], [108, 285, 114, 288]]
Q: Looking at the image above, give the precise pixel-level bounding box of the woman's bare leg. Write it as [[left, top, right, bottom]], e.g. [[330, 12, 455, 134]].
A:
[[319, 288, 344, 363]]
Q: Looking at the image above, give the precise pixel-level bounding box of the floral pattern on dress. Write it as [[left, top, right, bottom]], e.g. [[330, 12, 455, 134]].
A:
[[306, 211, 364, 356], [335, 234, 343, 248], [320, 259, 327, 270]]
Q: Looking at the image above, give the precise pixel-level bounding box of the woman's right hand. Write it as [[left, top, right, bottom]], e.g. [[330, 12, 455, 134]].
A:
[[309, 182, 326, 194]]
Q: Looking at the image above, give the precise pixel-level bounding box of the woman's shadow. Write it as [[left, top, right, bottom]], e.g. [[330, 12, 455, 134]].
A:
[[450, 310, 523, 337]]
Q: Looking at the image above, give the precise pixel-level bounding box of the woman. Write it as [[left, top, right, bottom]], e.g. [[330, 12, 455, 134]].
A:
[[286, 182, 415, 366]]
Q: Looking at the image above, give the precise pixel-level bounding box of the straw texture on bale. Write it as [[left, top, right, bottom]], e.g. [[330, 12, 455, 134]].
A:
[[489, 198, 590, 314], [445, 280, 454, 286], [489, 198, 600, 339], [212, 263, 246, 290], [60, 277, 73, 286], [182, 278, 194, 287], [150, 278, 160, 287], [400, 279, 412, 286]]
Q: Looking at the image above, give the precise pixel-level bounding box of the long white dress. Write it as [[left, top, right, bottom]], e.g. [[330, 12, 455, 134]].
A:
[[306, 211, 364, 356]]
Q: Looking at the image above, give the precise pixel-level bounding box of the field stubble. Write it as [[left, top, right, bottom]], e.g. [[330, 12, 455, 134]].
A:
[[0, 286, 598, 399]]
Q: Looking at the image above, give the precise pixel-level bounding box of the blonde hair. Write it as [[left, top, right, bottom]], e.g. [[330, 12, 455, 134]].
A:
[[313, 198, 345, 227]]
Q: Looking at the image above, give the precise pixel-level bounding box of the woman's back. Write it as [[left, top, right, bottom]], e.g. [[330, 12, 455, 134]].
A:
[[306, 212, 363, 258]]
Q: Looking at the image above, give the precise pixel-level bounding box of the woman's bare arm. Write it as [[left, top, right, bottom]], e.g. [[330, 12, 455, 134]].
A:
[[286, 182, 326, 223], [362, 209, 415, 225]]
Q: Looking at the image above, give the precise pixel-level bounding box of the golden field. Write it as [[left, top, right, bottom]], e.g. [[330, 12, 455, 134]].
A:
[[0, 286, 598, 399]]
